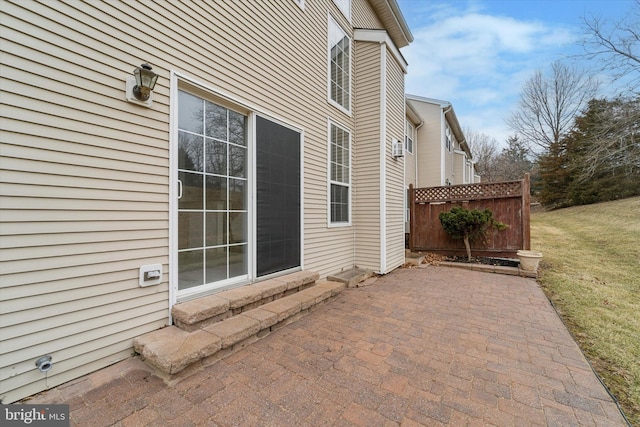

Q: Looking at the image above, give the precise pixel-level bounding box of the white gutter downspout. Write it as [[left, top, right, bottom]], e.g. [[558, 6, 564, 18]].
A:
[[442, 105, 451, 186], [168, 71, 179, 324], [414, 120, 424, 185], [379, 43, 387, 275], [460, 139, 467, 183]]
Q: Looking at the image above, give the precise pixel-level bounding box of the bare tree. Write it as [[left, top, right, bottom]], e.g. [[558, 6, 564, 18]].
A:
[[576, 97, 640, 182], [506, 61, 600, 152], [581, 0, 640, 93], [466, 128, 500, 182], [578, 1, 640, 185]]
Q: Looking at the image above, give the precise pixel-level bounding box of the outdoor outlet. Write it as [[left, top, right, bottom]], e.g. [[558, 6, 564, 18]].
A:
[[139, 264, 162, 287]]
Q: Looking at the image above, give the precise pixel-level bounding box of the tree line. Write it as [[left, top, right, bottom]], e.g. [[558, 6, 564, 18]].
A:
[[470, 0, 639, 209]]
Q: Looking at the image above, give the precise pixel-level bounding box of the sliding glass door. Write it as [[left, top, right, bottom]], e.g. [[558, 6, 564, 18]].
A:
[[174, 89, 301, 297], [177, 90, 248, 291]]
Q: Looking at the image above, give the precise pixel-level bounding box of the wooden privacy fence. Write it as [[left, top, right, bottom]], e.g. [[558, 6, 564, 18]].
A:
[[409, 175, 531, 258]]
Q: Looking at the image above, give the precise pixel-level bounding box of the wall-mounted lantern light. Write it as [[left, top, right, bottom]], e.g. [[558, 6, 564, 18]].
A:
[[126, 63, 158, 107]]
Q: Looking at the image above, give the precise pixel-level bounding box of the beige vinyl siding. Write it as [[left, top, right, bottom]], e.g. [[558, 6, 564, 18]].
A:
[[0, 0, 374, 403], [383, 50, 406, 273], [1, 0, 170, 403], [444, 124, 456, 185], [353, 0, 385, 28], [306, 5, 355, 276], [353, 41, 382, 271], [454, 151, 466, 184], [411, 102, 444, 187]]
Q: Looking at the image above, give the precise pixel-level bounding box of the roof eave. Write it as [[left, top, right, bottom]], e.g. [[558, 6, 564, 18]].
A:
[[443, 108, 471, 158], [369, 0, 414, 48]]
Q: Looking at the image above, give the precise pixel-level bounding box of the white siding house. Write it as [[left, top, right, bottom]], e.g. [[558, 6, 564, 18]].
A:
[[0, 0, 412, 403], [405, 95, 478, 188]]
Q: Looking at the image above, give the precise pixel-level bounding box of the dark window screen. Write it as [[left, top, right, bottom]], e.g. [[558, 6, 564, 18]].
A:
[[256, 116, 301, 277]]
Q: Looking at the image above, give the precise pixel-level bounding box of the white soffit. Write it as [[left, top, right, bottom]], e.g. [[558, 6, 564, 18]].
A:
[[354, 29, 408, 73]]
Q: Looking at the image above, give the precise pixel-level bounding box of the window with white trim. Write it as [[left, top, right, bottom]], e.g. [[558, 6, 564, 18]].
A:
[[329, 121, 351, 224], [333, 0, 351, 20], [328, 17, 351, 112], [405, 121, 414, 155]]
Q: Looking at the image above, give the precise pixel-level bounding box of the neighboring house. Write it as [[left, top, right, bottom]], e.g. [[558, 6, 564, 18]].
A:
[[0, 0, 412, 403], [405, 95, 479, 189]]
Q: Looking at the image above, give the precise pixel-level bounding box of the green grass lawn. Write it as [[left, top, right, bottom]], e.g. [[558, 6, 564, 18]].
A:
[[531, 196, 640, 425]]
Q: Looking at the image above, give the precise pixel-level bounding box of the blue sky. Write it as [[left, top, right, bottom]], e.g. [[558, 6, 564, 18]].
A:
[[396, 0, 636, 145]]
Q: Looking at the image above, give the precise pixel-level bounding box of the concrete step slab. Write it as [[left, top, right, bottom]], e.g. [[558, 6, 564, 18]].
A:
[[243, 307, 279, 330], [134, 276, 345, 379], [405, 254, 425, 265], [170, 270, 320, 331], [171, 295, 230, 331], [315, 279, 347, 295], [327, 268, 373, 287], [260, 296, 302, 322], [133, 327, 222, 375], [203, 314, 261, 349]]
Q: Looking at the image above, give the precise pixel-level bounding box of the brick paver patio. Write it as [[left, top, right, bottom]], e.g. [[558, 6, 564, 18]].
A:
[[27, 266, 628, 426]]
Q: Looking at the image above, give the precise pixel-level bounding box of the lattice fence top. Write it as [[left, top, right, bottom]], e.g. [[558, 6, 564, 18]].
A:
[[414, 180, 523, 203]]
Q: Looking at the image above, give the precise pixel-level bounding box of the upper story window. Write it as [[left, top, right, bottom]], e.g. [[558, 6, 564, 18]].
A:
[[445, 127, 452, 152], [329, 121, 351, 225], [328, 16, 351, 113], [333, 0, 351, 20], [405, 121, 414, 155]]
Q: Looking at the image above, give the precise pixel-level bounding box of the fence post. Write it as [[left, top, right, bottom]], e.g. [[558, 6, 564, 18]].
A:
[[522, 173, 531, 250], [409, 184, 415, 252]]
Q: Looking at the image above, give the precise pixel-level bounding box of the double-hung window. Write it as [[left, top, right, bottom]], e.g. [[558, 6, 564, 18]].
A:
[[329, 121, 351, 224], [405, 121, 414, 155], [328, 17, 351, 112]]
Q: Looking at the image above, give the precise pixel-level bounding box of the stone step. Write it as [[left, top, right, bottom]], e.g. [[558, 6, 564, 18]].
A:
[[172, 270, 319, 331], [326, 267, 374, 287], [404, 249, 426, 266], [405, 252, 425, 266], [133, 279, 345, 378]]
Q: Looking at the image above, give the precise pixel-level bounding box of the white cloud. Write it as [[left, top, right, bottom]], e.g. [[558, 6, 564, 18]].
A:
[[401, 1, 578, 145]]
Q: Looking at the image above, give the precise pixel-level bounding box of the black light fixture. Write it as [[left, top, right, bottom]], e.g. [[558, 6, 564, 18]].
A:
[[132, 63, 158, 102]]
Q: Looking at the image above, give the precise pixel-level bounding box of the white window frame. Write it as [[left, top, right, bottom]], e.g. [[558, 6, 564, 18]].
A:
[[328, 15, 352, 115], [445, 126, 452, 152], [405, 121, 414, 155], [405, 187, 410, 223], [169, 72, 305, 308], [333, 0, 351, 20], [327, 120, 352, 227], [171, 82, 252, 303]]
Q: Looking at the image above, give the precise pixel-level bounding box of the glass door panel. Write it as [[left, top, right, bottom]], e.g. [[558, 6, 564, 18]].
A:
[[177, 90, 248, 292]]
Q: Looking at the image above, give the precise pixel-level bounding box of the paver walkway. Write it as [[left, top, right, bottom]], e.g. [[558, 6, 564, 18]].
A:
[[28, 266, 628, 426]]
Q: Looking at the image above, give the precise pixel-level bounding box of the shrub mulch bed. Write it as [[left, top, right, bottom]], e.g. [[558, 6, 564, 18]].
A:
[[444, 256, 520, 268]]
